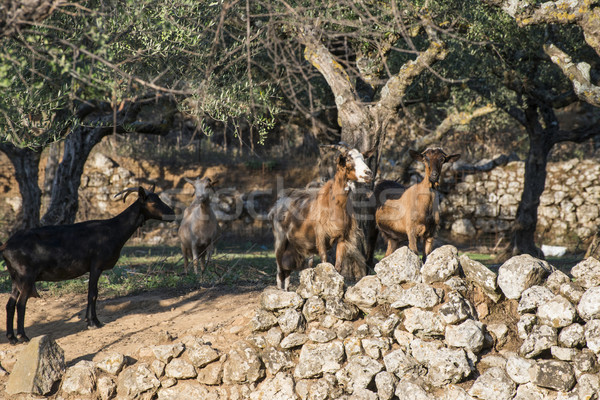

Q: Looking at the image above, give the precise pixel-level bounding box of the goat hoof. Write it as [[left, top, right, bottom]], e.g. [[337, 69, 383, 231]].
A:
[[7, 335, 18, 345], [16, 334, 30, 343], [87, 321, 104, 329]]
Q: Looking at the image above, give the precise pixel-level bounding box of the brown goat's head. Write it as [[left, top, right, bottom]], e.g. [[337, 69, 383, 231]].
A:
[[409, 148, 460, 185], [328, 143, 374, 185], [185, 177, 218, 202], [114, 186, 175, 221]]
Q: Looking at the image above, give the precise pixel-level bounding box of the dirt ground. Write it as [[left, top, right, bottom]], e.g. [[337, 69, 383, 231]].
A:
[[0, 285, 262, 392]]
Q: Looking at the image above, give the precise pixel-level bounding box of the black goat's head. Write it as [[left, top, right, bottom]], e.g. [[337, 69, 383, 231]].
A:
[[410, 148, 461, 185], [114, 186, 175, 221]]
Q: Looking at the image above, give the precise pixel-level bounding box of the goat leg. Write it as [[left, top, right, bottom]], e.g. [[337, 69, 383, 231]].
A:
[[85, 268, 103, 329], [334, 241, 346, 273], [15, 285, 33, 343], [423, 236, 434, 263], [5, 286, 19, 345]]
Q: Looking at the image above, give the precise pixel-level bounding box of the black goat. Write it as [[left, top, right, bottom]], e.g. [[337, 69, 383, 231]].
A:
[[0, 186, 174, 344]]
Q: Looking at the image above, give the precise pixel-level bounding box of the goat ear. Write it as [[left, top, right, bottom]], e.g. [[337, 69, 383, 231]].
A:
[[409, 150, 423, 161], [362, 147, 376, 159], [138, 187, 147, 201], [337, 154, 347, 168], [445, 154, 461, 163]]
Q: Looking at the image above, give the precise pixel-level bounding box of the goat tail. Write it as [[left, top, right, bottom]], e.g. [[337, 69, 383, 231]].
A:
[[339, 220, 367, 281]]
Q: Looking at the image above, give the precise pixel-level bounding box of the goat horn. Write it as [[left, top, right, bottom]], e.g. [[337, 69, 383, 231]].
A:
[[149, 183, 156, 193], [114, 187, 148, 203]]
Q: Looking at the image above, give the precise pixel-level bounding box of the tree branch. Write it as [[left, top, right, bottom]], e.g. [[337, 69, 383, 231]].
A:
[[0, 0, 65, 37], [544, 43, 600, 107], [378, 39, 448, 111], [394, 105, 496, 178], [483, 0, 600, 56]]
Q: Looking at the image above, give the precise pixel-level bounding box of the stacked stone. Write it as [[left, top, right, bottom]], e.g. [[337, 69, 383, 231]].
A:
[[440, 159, 600, 245], [481, 254, 600, 400], [243, 245, 496, 399]]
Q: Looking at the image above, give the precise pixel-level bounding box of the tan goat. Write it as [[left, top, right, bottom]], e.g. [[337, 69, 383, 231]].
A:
[[374, 148, 460, 261], [178, 177, 219, 274], [269, 143, 374, 290]]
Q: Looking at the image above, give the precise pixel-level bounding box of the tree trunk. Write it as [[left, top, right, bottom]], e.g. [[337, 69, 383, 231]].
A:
[[41, 125, 111, 225], [0, 143, 42, 231]]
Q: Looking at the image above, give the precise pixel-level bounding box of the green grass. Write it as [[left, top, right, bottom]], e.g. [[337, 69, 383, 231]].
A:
[[0, 242, 277, 299], [0, 245, 584, 299]]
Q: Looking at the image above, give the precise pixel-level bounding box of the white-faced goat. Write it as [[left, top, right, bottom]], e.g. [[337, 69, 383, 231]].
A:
[[374, 148, 460, 261], [178, 177, 219, 274], [0, 186, 175, 344], [269, 143, 374, 290]]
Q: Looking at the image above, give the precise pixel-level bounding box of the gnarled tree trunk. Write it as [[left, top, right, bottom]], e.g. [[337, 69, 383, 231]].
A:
[[0, 143, 42, 231]]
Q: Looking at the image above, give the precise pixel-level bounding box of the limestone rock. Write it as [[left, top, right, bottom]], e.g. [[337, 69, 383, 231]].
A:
[[520, 325, 557, 358], [302, 296, 326, 322], [60, 360, 96, 396], [438, 291, 476, 325], [505, 354, 536, 384], [383, 349, 419, 378], [390, 283, 442, 309], [517, 314, 537, 340], [151, 343, 185, 363], [278, 308, 305, 335], [222, 341, 265, 384], [97, 376, 116, 400], [325, 297, 359, 320], [250, 372, 298, 400], [187, 344, 220, 368], [280, 332, 309, 349], [308, 328, 337, 343], [395, 379, 434, 399], [445, 319, 486, 353], [497, 255, 553, 300], [517, 286, 554, 314], [403, 308, 445, 337], [559, 281, 585, 305], [96, 352, 126, 375], [584, 319, 600, 353], [294, 341, 345, 379], [297, 263, 345, 299], [196, 356, 224, 385], [345, 275, 382, 312], [529, 360, 576, 392], [375, 371, 397, 400], [545, 269, 570, 293], [117, 363, 160, 399], [6, 335, 66, 396], [374, 246, 423, 286], [555, 323, 589, 350], [261, 288, 304, 311], [261, 347, 294, 375], [165, 358, 197, 379], [537, 294, 577, 328], [513, 382, 551, 400], [421, 245, 460, 284], [468, 367, 516, 400], [335, 355, 383, 393], [571, 257, 600, 289], [459, 254, 500, 302], [251, 309, 278, 332], [577, 286, 600, 320]]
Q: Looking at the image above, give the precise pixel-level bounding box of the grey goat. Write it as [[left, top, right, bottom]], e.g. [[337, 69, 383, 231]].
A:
[[178, 177, 219, 274]]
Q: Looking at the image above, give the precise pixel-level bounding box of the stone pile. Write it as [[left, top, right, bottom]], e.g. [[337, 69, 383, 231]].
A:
[[4, 247, 600, 399]]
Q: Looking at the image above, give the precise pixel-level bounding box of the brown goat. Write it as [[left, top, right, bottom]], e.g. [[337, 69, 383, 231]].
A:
[[178, 177, 219, 274], [269, 143, 374, 290], [374, 148, 460, 261]]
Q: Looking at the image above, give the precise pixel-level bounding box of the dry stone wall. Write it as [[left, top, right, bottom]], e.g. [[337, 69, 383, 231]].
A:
[[440, 159, 600, 247], [5, 248, 600, 399]]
